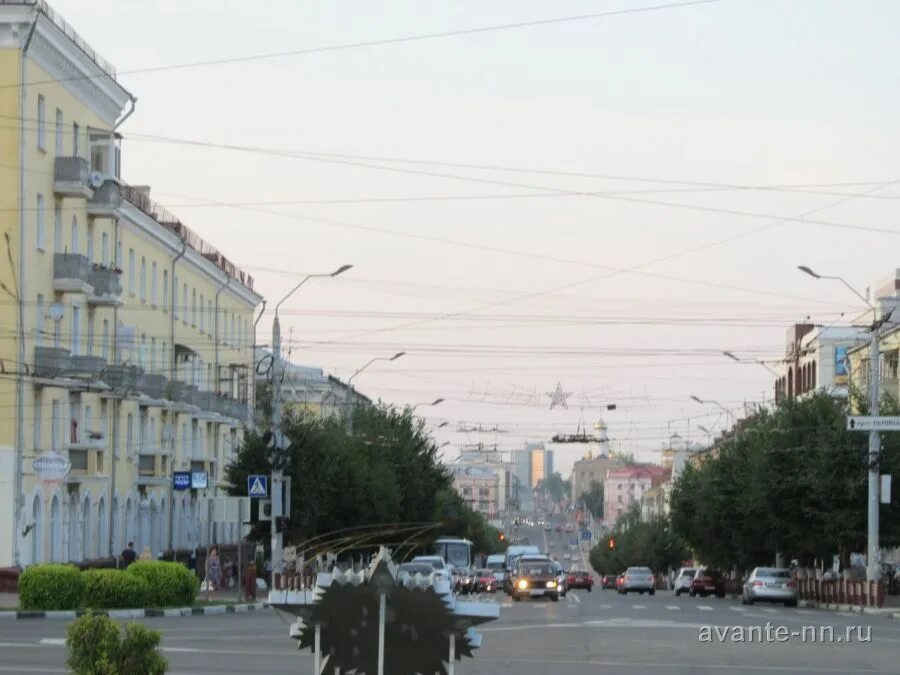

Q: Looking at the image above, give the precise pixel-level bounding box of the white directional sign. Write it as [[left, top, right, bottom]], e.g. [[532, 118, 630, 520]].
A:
[[846, 416, 900, 432]]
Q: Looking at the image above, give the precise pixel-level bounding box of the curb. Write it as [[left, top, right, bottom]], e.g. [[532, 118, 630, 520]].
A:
[[0, 602, 268, 620], [799, 599, 900, 618]]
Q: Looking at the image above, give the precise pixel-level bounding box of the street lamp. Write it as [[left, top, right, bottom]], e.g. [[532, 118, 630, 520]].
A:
[[436, 421, 449, 428], [690, 395, 736, 427], [798, 264, 883, 582], [269, 264, 352, 585], [347, 351, 406, 385], [722, 350, 779, 377], [411, 398, 444, 412]]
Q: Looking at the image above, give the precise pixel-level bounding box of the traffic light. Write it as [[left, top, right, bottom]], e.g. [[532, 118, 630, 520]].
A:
[[608, 537, 616, 550], [499, 532, 506, 542]]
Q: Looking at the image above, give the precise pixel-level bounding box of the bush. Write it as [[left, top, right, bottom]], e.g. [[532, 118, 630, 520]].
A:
[[83, 569, 150, 610], [19, 564, 85, 610], [126, 561, 199, 607], [67, 612, 168, 675]]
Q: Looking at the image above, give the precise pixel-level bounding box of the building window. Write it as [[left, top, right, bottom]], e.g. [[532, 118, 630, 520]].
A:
[[230, 314, 236, 348], [139, 334, 147, 370], [150, 338, 156, 374], [151, 262, 157, 305], [86, 222, 94, 263], [140, 257, 146, 302], [199, 293, 204, 332], [191, 288, 197, 326], [86, 310, 94, 355], [116, 240, 122, 267], [36, 194, 45, 250], [125, 413, 134, 457], [182, 283, 187, 322], [101, 232, 109, 266], [128, 249, 135, 294], [37, 94, 45, 151], [33, 392, 42, 450], [162, 270, 169, 311], [72, 122, 80, 157], [70, 215, 79, 254], [55, 108, 63, 155], [35, 294, 44, 348], [101, 319, 109, 361], [71, 306, 80, 356], [53, 206, 61, 253], [139, 410, 148, 453], [207, 300, 212, 335], [51, 400, 60, 451]]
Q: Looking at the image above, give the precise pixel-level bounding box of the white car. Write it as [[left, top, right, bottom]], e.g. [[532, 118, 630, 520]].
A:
[[411, 556, 452, 582], [673, 567, 696, 596]]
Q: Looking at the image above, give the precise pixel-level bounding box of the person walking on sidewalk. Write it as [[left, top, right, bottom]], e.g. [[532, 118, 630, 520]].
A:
[[121, 542, 137, 568], [206, 546, 222, 591]]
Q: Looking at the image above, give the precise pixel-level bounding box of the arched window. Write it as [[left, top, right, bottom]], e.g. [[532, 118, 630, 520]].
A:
[[812, 361, 817, 389], [111, 496, 119, 555], [82, 496, 93, 561], [97, 496, 107, 558], [67, 494, 78, 561], [788, 368, 794, 399], [124, 498, 134, 549], [50, 495, 62, 562], [30, 494, 44, 565]]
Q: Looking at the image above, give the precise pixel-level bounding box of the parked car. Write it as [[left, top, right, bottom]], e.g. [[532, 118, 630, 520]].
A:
[[615, 572, 626, 591], [619, 566, 656, 595], [689, 568, 726, 598], [567, 570, 594, 591], [410, 556, 452, 582], [601, 574, 618, 590], [672, 567, 696, 596], [742, 567, 798, 607], [555, 525, 562, 532]]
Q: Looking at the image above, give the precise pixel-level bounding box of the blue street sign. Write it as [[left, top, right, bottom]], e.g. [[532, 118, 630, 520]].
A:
[[581, 530, 592, 541], [248, 474, 268, 499], [173, 471, 191, 491], [570, 538, 578, 546]]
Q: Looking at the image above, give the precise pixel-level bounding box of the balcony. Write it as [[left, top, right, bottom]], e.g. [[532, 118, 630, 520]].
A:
[[68, 355, 106, 380], [102, 364, 139, 392], [136, 373, 166, 400], [69, 429, 107, 451], [87, 266, 123, 306], [53, 253, 93, 294], [53, 157, 92, 198], [87, 180, 124, 217], [33, 346, 71, 378]]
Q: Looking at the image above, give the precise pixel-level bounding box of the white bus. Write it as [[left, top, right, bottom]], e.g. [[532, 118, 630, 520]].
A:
[[430, 537, 474, 573]]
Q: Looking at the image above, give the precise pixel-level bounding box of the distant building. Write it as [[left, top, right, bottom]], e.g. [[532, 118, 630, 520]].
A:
[[603, 466, 669, 527], [451, 466, 501, 519], [846, 271, 900, 409], [449, 444, 512, 514]]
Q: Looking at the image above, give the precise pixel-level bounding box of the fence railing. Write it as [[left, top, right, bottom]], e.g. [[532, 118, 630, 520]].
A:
[[796, 578, 886, 608]]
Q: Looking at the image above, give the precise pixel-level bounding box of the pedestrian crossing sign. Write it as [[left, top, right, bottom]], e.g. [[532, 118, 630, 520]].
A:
[[248, 474, 268, 498]]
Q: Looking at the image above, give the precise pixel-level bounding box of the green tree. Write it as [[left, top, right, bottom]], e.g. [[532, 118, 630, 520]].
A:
[[537, 472, 567, 503], [588, 505, 688, 575], [579, 481, 604, 519]]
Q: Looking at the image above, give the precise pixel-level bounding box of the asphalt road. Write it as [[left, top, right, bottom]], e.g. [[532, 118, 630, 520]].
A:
[[2, 516, 899, 674]]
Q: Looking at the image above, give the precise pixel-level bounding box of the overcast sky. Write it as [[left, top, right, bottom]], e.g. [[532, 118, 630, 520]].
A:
[[52, 0, 900, 477]]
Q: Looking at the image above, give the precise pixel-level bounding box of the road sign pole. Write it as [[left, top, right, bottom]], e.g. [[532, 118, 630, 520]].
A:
[[867, 328, 881, 583], [271, 315, 284, 590]]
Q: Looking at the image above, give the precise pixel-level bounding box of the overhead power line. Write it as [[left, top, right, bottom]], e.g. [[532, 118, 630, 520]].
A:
[[0, 0, 724, 90]]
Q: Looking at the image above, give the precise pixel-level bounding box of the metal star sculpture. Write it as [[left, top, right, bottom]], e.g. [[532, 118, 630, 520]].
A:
[[546, 382, 572, 410]]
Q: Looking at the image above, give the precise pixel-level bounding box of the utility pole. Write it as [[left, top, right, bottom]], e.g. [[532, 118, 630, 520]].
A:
[[268, 265, 351, 589], [867, 324, 881, 583]]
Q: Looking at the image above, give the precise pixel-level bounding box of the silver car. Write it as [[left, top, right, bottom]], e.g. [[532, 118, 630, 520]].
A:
[[742, 567, 798, 607], [619, 566, 656, 595], [673, 567, 696, 596]]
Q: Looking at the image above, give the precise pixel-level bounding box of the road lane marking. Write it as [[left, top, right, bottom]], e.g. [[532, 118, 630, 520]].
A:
[[729, 606, 748, 611], [600, 604, 612, 609], [39, 638, 65, 646], [632, 605, 647, 609], [697, 605, 714, 611], [761, 608, 779, 613], [570, 593, 580, 604], [665, 605, 680, 610]]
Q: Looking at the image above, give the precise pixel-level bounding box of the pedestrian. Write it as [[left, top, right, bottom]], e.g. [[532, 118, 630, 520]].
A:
[[206, 545, 222, 591], [138, 545, 153, 561], [121, 542, 137, 568], [188, 548, 197, 574]]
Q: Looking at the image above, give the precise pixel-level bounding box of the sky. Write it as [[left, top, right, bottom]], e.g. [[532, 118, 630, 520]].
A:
[[48, 0, 900, 478]]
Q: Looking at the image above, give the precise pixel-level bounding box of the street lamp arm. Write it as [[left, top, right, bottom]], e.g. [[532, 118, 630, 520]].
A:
[[347, 352, 406, 385], [821, 274, 875, 312], [274, 265, 353, 316]]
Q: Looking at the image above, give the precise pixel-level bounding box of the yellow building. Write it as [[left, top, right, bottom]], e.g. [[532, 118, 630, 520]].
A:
[[847, 325, 900, 412], [0, 1, 262, 568]]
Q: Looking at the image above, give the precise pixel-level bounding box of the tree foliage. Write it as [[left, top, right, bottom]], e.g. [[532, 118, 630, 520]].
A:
[[588, 505, 688, 574], [669, 392, 900, 571], [226, 404, 502, 556], [579, 481, 604, 519], [537, 472, 568, 503]]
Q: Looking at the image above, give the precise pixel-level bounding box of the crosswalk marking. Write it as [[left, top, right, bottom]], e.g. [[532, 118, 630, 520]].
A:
[[795, 609, 811, 614], [600, 604, 612, 609], [665, 605, 680, 610], [632, 605, 646, 609], [697, 605, 714, 611], [729, 606, 747, 612], [761, 608, 779, 614]]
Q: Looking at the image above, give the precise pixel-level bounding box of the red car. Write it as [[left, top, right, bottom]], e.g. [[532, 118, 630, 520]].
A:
[[567, 570, 594, 591], [600, 574, 618, 590], [475, 569, 497, 593], [690, 569, 726, 598]]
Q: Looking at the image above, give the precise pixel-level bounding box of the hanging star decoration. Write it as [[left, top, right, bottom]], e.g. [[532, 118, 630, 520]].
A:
[[546, 382, 572, 410]]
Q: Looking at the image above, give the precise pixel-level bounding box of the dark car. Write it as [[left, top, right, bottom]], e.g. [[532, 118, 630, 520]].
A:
[[690, 568, 726, 598], [567, 570, 594, 591], [510, 560, 561, 602], [601, 574, 618, 590], [555, 525, 562, 532]]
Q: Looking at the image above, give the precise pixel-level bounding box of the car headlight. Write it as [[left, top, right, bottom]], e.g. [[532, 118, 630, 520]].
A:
[[546, 581, 557, 588], [517, 579, 529, 590]]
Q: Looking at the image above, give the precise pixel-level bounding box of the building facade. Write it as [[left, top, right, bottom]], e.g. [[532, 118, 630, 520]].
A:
[[774, 324, 866, 402], [451, 466, 501, 519], [0, 1, 262, 568], [449, 444, 511, 515], [603, 466, 669, 527]]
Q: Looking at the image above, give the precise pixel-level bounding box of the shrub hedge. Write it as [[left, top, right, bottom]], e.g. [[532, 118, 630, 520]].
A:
[[83, 569, 150, 610], [18, 562, 199, 611], [125, 562, 199, 607], [19, 564, 85, 611]]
